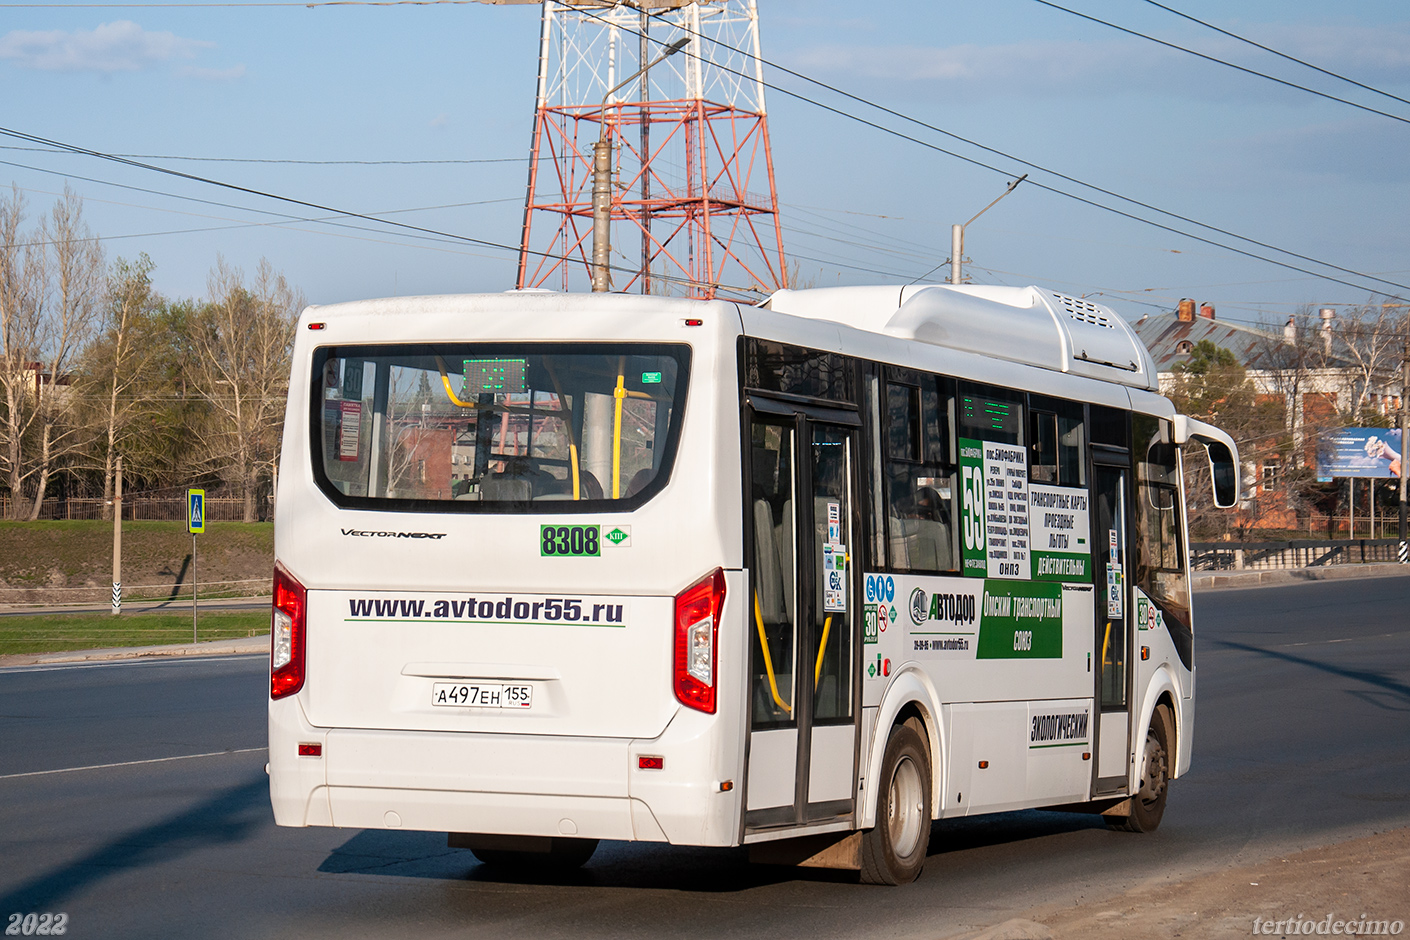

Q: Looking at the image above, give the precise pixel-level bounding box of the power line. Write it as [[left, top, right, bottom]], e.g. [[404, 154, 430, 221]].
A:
[[1139, 0, 1410, 111], [1028, 0, 1410, 126], [0, 130, 757, 297], [607, 5, 1410, 299], [0, 145, 524, 165], [0, 1, 485, 6]]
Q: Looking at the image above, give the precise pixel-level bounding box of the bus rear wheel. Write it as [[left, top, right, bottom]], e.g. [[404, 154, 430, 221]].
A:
[[470, 837, 599, 871], [860, 721, 931, 885], [1109, 704, 1172, 833]]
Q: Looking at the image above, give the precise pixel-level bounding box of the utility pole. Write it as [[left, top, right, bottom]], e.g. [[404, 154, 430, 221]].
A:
[[111, 455, 122, 616], [591, 36, 691, 292], [950, 174, 1027, 285], [1399, 343, 1408, 563]]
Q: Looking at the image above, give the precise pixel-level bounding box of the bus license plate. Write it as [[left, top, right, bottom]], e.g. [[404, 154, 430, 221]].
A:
[[431, 682, 533, 709]]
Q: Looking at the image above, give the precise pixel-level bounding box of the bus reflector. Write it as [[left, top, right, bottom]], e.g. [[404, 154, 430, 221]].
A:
[[271, 563, 307, 699], [298, 743, 322, 757], [638, 756, 664, 770], [673, 568, 726, 714]]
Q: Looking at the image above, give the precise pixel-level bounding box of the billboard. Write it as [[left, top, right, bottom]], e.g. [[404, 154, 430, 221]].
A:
[[1316, 428, 1404, 480]]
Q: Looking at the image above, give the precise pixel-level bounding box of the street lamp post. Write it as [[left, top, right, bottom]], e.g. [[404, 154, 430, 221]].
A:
[[592, 36, 690, 293], [950, 174, 1027, 285]]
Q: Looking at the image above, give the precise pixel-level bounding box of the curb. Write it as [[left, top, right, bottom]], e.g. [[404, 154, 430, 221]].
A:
[[1192, 562, 1410, 591], [0, 634, 269, 667]]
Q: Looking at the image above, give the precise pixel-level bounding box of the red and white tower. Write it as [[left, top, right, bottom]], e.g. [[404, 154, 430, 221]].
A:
[[515, 0, 788, 299]]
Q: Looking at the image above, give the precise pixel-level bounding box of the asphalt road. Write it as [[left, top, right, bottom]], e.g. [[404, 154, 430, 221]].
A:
[[1, 576, 1407, 940]]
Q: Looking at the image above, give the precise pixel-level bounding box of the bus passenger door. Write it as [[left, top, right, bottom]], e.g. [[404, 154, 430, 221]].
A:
[[743, 403, 861, 832], [1093, 463, 1132, 793]]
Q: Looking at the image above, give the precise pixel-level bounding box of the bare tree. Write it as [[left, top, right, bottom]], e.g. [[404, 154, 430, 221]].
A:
[[77, 253, 164, 517], [185, 258, 300, 522], [0, 188, 43, 518], [1331, 300, 1405, 421], [0, 187, 101, 519], [25, 190, 103, 518]]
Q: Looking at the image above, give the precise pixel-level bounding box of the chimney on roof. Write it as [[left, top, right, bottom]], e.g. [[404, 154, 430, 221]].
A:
[[1319, 307, 1335, 356], [1199, 302, 1215, 320], [1177, 298, 1196, 322], [1283, 315, 1297, 346]]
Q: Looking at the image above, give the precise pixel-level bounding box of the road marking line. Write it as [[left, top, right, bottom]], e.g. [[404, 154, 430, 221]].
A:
[[0, 747, 267, 780], [0, 654, 265, 674]]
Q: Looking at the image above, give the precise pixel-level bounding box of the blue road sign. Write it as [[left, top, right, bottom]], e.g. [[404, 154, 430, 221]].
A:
[[188, 489, 206, 534]]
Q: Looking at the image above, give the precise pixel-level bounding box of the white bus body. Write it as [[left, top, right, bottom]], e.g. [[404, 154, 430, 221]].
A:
[[269, 284, 1237, 884]]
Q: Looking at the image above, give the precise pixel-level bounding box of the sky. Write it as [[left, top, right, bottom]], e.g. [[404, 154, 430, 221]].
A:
[[1, 0, 1408, 333]]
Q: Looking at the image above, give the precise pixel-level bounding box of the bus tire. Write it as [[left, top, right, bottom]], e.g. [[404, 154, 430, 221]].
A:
[[471, 837, 599, 871], [1109, 704, 1172, 833], [860, 721, 931, 885]]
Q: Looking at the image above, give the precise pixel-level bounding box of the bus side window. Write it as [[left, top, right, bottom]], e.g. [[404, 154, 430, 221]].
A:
[[1029, 395, 1086, 486], [883, 373, 956, 574]]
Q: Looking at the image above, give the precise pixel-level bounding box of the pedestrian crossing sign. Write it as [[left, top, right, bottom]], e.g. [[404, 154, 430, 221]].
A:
[[188, 489, 205, 534]]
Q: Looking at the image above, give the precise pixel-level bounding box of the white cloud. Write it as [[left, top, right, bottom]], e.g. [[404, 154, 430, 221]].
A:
[[0, 20, 212, 73], [429, 113, 450, 128]]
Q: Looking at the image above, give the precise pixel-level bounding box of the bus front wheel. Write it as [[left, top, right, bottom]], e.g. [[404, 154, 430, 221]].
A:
[[1109, 704, 1172, 833], [860, 721, 932, 885]]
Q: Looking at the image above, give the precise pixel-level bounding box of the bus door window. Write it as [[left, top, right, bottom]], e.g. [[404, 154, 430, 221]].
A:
[[749, 419, 797, 727], [1095, 467, 1129, 710], [1134, 415, 1193, 670], [811, 424, 853, 721]]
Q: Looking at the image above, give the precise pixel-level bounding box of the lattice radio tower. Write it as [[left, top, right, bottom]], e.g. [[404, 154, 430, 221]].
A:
[[515, 0, 788, 299]]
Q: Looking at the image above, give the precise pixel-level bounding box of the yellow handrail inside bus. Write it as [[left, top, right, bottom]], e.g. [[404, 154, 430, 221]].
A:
[[1101, 622, 1112, 666], [754, 593, 792, 715], [611, 361, 625, 499], [814, 615, 832, 685], [434, 357, 478, 409]]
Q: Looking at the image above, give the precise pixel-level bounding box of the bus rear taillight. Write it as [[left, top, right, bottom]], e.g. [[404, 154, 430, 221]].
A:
[[673, 568, 726, 714], [271, 563, 307, 699]]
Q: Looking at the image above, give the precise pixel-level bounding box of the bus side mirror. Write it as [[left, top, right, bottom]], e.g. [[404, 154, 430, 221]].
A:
[[1172, 415, 1241, 509], [1205, 440, 1237, 509]]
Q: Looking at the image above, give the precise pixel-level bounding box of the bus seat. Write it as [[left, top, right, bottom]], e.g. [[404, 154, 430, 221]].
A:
[[753, 499, 785, 625], [888, 514, 910, 568], [480, 475, 530, 502], [579, 471, 604, 500], [777, 499, 795, 624], [625, 468, 654, 498]]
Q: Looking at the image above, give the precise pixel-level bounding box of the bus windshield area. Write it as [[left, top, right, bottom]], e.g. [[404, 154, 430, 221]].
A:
[[312, 344, 688, 509]]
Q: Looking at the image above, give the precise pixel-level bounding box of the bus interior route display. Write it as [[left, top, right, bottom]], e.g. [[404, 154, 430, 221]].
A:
[[961, 394, 1022, 440], [463, 358, 527, 394]]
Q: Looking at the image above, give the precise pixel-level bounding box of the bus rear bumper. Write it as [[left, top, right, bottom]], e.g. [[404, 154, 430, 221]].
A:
[[269, 700, 742, 847]]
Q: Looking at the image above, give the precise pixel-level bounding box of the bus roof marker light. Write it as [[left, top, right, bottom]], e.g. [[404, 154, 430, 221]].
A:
[[682, 318, 704, 327], [307, 322, 326, 330]]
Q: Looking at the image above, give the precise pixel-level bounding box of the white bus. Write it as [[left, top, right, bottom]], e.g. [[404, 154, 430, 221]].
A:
[[268, 284, 1238, 885]]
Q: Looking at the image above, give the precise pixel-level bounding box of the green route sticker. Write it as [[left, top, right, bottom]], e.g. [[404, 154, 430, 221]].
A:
[[540, 525, 601, 557], [976, 580, 1063, 659], [641, 372, 662, 384]]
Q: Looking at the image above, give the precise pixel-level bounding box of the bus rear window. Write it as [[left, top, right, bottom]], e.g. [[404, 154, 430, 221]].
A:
[[311, 343, 689, 513]]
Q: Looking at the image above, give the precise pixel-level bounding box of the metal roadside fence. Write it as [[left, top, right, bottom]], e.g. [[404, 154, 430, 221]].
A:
[[1191, 538, 1404, 571]]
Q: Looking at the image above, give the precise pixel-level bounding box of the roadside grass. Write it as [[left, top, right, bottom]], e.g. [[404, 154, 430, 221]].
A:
[[0, 610, 270, 655], [0, 520, 273, 599]]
